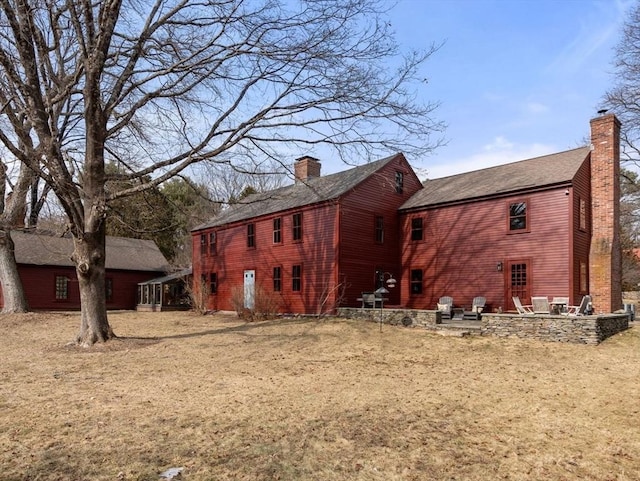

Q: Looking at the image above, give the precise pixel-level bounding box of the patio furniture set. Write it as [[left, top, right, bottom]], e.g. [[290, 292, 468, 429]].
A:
[[436, 296, 486, 321], [512, 295, 592, 316]]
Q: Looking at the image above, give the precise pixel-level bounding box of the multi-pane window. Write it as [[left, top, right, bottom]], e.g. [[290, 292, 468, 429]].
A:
[[579, 198, 587, 231], [395, 171, 404, 193], [273, 217, 282, 244], [410, 269, 423, 294], [273, 266, 282, 292], [509, 201, 528, 231], [209, 232, 216, 255], [210, 273, 218, 294], [292, 213, 302, 241], [200, 233, 207, 253], [55, 276, 68, 300], [375, 216, 384, 243], [580, 261, 588, 293], [247, 223, 255, 248], [411, 217, 423, 241], [510, 263, 528, 300], [292, 264, 302, 292], [105, 278, 113, 301]]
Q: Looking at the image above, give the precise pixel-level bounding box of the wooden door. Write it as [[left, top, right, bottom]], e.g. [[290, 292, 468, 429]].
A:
[[506, 260, 531, 310], [243, 270, 255, 309]]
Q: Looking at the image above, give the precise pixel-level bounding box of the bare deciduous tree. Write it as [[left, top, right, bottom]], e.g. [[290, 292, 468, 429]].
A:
[[0, 158, 32, 312], [603, 2, 640, 166], [0, 0, 443, 345]]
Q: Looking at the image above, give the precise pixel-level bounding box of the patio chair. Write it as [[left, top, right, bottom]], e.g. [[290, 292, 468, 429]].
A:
[[512, 296, 533, 314], [463, 296, 486, 320], [531, 296, 550, 314], [437, 296, 453, 320], [565, 295, 591, 316]]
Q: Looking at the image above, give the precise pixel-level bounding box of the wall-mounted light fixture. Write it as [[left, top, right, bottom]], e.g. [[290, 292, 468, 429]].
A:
[[496, 262, 503, 272]]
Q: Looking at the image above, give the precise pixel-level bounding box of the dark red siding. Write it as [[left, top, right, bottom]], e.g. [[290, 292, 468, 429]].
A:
[[195, 202, 339, 314], [400, 185, 577, 312], [1, 265, 163, 310], [338, 155, 422, 306], [193, 154, 423, 314], [570, 156, 592, 303]]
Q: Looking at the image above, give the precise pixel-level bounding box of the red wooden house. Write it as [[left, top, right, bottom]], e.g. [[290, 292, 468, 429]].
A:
[[399, 114, 621, 313], [192, 114, 621, 315], [192, 153, 422, 314], [0, 230, 169, 310]]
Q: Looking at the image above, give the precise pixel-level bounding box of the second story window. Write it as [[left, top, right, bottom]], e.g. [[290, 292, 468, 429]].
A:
[[273, 217, 282, 244], [292, 213, 302, 241], [374, 216, 384, 243], [208, 232, 216, 255], [200, 233, 207, 254], [509, 200, 528, 232], [411, 217, 423, 241], [247, 223, 255, 248], [579, 198, 587, 231], [395, 171, 404, 193]]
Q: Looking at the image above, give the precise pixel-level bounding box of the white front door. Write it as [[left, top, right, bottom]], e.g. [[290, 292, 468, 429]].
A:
[[244, 270, 255, 309]]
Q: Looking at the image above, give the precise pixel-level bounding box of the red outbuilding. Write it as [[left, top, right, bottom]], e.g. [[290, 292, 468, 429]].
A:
[[0, 230, 169, 310], [192, 113, 622, 315]]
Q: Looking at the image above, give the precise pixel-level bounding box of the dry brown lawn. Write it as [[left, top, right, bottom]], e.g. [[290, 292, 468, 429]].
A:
[[0, 311, 639, 481]]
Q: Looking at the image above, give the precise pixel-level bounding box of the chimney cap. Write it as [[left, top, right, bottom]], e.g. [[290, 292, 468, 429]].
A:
[[295, 155, 320, 162]]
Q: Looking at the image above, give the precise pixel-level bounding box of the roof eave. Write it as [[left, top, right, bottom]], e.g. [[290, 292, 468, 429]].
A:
[[400, 180, 574, 213]]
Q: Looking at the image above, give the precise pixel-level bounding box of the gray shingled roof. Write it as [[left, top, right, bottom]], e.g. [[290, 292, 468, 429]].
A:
[[12, 230, 169, 272], [401, 147, 590, 210], [194, 153, 402, 230]]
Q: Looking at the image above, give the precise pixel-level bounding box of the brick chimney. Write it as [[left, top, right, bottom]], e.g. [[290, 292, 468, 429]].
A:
[[589, 113, 622, 313], [294, 156, 321, 183]]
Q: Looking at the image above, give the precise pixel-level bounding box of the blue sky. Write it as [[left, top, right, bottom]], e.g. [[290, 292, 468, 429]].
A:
[[342, 0, 634, 179]]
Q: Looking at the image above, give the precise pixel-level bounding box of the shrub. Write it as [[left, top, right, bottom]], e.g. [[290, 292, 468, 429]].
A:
[[231, 284, 282, 321]]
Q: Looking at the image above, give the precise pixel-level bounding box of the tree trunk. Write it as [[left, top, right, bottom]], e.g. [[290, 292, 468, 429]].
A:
[[73, 228, 115, 346], [0, 228, 28, 313]]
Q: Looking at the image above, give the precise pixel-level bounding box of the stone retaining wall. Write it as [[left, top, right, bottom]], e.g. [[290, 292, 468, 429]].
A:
[[481, 313, 629, 345], [337, 307, 441, 328], [337, 307, 629, 345]]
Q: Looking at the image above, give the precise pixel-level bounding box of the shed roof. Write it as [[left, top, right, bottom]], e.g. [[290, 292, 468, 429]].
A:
[[400, 147, 590, 210], [12, 230, 169, 272], [194, 153, 403, 230]]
